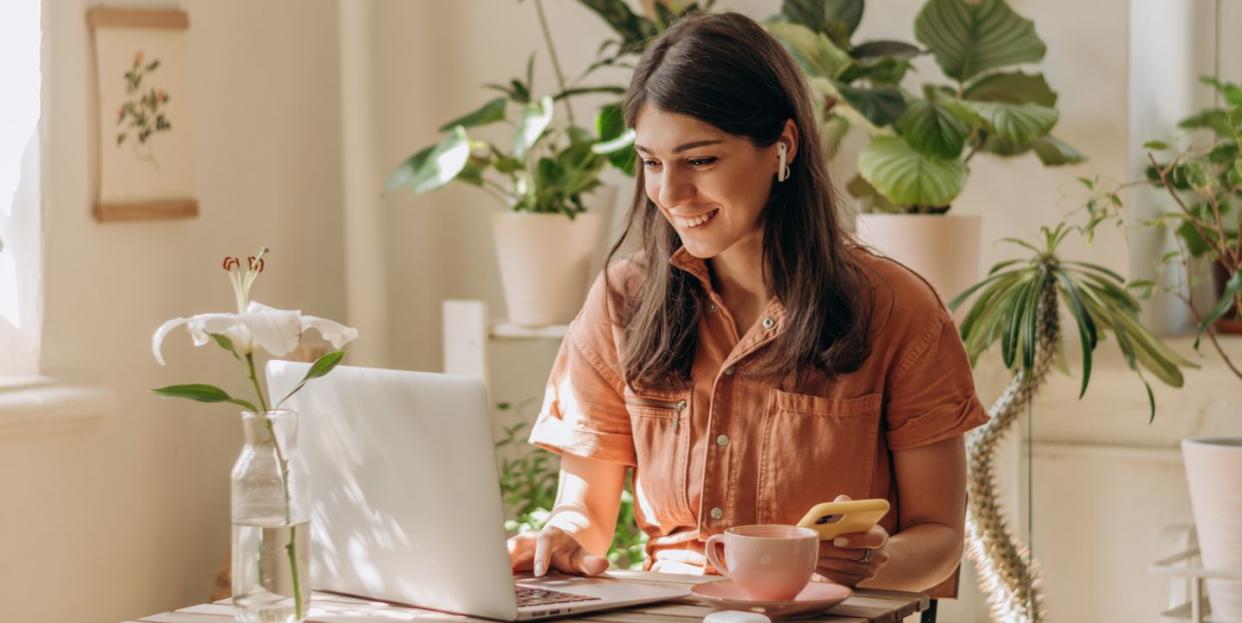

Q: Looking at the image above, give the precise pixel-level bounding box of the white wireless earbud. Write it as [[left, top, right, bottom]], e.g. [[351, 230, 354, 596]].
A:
[[777, 143, 790, 182]]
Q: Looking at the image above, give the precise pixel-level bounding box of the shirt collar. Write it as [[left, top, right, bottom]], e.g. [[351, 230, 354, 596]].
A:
[[668, 246, 787, 336]]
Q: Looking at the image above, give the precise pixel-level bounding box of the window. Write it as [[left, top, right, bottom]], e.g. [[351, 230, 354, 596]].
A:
[[0, 0, 42, 377]]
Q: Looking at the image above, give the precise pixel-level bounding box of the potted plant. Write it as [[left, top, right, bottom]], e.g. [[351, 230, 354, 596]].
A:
[[1083, 75, 1242, 621], [768, 0, 1084, 301], [948, 220, 1194, 622], [387, 0, 639, 326]]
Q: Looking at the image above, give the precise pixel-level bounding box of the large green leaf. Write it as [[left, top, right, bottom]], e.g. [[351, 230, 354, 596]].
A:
[[594, 104, 636, 175], [386, 126, 472, 194], [963, 71, 1057, 106], [835, 82, 907, 127], [766, 21, 852, 80], [1031, 134, 1085, 165], [915, 0, 1046, 83], [851, 40, 922, 60], [575, 0, 657, 46], [858, 136, 968, 207], [437, 97, 507, 132], [514, 96, 554, 159], [895, 97, 970, 158], [781, 0, 864, 36], [961, 100, 1058, 146]]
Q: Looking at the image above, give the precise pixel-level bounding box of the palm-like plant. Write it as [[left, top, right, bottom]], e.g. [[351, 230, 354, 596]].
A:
[[946, 222, 1194, 622], [950, 222, 1195, 420]]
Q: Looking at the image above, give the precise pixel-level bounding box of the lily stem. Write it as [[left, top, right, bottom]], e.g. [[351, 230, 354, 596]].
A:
[[244, 352, 304, 619]]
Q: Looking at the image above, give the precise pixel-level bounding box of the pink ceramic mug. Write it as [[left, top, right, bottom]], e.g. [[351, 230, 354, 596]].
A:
[[705, 524, 819, 601]]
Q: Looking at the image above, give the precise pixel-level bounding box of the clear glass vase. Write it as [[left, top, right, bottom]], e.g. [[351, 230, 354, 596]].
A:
[[231, 409, 310, 623]]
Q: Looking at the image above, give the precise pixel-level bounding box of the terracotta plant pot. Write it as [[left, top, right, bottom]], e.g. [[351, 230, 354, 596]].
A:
[[492, 211, 603, 326], [1182, 436, 1242, 621], [854, 213, 982, 305]]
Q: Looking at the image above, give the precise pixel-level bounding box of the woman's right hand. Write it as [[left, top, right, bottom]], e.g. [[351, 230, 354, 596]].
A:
[[507, 525, 610, 577]]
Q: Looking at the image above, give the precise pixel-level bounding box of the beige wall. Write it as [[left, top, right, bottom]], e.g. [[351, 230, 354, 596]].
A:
[[0, 1, 345, 621], [5, 0, 1238, 621]]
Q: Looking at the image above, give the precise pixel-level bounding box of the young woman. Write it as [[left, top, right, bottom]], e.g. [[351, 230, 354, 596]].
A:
[[507, 12, 987, 596]]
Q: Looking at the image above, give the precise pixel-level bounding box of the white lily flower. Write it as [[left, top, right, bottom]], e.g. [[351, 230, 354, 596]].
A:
[[153, 301, 358, 366]]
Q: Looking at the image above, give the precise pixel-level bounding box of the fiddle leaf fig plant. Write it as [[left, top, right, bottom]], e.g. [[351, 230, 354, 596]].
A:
[[949, 223, 1196, 421], [768, 0, 1084, 214]]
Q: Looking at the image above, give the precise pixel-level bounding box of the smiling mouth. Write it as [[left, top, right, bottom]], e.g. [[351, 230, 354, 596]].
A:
[[675, 208, 720, 229]]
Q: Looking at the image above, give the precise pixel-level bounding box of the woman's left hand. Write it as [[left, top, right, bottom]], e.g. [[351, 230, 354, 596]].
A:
[[813, 496, 891, 587]]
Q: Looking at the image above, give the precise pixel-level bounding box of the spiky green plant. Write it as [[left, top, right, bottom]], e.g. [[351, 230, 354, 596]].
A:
[[948, 223, 1197, 421]]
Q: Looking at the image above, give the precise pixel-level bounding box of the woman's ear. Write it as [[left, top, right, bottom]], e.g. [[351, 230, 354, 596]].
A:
[[781, 118, 799, 164]]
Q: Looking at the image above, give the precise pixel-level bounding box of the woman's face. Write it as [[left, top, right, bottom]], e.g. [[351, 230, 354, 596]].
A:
[[634, 103, 785, 260]]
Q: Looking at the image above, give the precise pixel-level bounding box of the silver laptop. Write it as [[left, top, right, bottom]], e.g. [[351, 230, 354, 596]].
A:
[[266, 361, 689, 621]]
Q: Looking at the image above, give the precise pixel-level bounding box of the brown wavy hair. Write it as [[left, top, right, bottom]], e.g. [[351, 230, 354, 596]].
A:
[[605, 11, 874, 390]]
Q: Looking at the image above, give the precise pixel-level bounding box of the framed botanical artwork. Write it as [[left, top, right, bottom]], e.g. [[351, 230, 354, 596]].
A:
[[87, 7, 197, 222]]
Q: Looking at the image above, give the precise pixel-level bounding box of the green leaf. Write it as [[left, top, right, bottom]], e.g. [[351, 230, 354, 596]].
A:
[[851, 40, 922, 60], [594, 104, 636, 175], [514, 96, 554, 159], [781, 0, 864, 36], [277, 351, 347, 407], [1143, 140, 1169, 151], [1200, 76, 1242, 107], [386, 126, 472, 193], [208, 333, 241, 360], [576, 0, 657, 46], [437, 97, 507, 132], [1178, 108, 1232, 137], [552, 85, 627, 101], [858, 136, 968, 208], [1054, 269, 1098, 398], [963, 71, 1053, 107], [835, 82, 907, 127], [895, 97, 970, 158], [963, 71, 1057, 106], [915, 0, 1046, 83], [151, 383, 258, 412], [766, 21, 853, 80], [961, 100, 1058, 146], [1031, 134, 1085, 165], [1195, 270, 1242, 347]]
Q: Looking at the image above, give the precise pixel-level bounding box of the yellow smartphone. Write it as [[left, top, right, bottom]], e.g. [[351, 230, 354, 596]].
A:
[[796, 498, 890, 541]]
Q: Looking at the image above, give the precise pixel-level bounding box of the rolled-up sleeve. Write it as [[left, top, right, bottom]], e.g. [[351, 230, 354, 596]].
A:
[[528, 274, 636, 466], [884, 310, 989, 451]]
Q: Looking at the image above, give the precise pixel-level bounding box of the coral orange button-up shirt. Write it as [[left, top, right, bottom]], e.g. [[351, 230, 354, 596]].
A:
[[529, 246, 987, 595]]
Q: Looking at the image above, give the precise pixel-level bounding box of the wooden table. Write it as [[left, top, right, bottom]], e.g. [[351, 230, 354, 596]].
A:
[[125, 572, 928, 623]]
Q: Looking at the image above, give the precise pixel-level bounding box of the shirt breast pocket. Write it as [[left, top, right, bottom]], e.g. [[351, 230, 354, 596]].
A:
[[624, 389, 694, 526], [756, 389, 881, 525]]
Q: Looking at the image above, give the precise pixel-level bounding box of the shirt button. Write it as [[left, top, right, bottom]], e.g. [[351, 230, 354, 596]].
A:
[[710, 507, 724, 520], [716, 434, 729, 447], [708, 303, 718, 313], [724, 366, 735, 376], [762, 317, 775, 329]]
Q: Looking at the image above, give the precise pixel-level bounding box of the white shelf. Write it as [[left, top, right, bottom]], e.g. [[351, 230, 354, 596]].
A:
[[443, 300, 569, 390], [490, 321, 568, 340]]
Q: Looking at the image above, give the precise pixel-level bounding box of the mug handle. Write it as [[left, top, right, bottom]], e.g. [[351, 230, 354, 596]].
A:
[[705, 534, 729, 576]]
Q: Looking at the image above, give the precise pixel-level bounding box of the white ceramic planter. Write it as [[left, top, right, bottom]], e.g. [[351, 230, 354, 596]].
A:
[[1182, 436, 1242, 621], [854, 213, 982, 305], [492, 211, 603, 326]]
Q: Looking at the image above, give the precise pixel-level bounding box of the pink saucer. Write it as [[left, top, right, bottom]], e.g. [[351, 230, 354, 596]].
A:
[[690, 579, 853, 618]]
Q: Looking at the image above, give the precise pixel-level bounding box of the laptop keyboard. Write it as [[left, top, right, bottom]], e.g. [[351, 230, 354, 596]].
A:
[[514, 585, 602, 607]]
